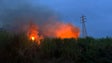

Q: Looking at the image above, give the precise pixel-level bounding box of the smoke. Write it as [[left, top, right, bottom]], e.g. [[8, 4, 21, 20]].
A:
[[0, 0, 80, 39], [0, 0, 56, 32]]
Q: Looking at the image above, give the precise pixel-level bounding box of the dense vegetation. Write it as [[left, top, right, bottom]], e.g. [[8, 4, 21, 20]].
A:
[[0, 30, 112, 63]]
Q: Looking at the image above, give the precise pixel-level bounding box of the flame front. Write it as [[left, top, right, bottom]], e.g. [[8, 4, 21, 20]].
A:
[[55, 23, 80, 39], [26, 21, 80, 44], [41, 22, 80, 39]]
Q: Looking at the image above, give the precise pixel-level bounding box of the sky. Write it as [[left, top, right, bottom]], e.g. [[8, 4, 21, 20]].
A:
[[0, 0, 112, 38], [34, 0, 112, 38]]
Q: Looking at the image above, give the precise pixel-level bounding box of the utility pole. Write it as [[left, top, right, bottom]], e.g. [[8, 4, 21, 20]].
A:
[[81, 15, 87, 38]]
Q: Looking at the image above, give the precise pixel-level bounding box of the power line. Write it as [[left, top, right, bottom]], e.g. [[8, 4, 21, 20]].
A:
[[81, 15, 87, 38]]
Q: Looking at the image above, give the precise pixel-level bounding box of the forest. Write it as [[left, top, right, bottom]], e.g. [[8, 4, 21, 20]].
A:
[[0, 30, 112, 63]]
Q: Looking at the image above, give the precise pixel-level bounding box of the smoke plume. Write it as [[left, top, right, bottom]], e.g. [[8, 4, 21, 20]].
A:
[[0, 0, 80, 39], [0, 0, 56, 31]]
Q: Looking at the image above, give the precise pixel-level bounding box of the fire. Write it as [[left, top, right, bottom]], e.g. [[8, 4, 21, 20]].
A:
[[26, 21, 80, 44], [55, 23, 80, 39], [41, 22, 80, 39], [31, 36, 35, 41], [27, 21, 42, 45]]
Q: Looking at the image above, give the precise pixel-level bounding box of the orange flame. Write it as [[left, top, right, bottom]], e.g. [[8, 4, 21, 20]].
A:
[[41, 22, 80, 39], [27, 22, 42, 45], [26, 20, 80, 44], [31, 36, 35, 41], [55, 23, 80, 39]]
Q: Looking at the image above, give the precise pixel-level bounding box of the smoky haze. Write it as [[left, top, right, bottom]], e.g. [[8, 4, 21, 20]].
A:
[[0, 0, 80, 38], [0, 0, 57, 32]]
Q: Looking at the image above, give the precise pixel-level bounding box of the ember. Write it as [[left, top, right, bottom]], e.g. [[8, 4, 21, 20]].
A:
[[31, 36, 35, 41]]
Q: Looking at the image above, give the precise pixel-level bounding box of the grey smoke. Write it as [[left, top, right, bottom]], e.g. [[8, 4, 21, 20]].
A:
[[0, 0, 57, 32]]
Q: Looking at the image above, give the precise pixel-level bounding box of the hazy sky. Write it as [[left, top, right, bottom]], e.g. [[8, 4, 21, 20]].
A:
[[33, 0, 112, 38], [1, 0, 112, 38]]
